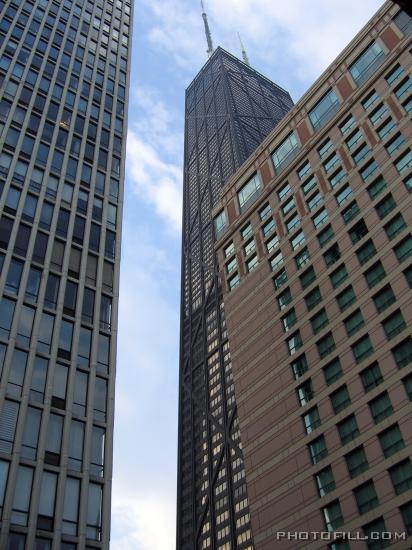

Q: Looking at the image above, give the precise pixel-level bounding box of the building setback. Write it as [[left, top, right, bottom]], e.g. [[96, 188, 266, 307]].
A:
[[214, 3, 412, 549], [0, 0, 131, 547], [177, 47, 293, 549]]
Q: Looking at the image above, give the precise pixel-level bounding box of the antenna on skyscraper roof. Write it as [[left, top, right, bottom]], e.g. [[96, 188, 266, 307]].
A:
[[237, 32, 250, 66], [201, 0, 214, 58]]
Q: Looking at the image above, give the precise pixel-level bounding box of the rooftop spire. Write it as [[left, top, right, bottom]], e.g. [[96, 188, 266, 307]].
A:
[[201, 0, 214, 58], [237, 32, 250, 66]]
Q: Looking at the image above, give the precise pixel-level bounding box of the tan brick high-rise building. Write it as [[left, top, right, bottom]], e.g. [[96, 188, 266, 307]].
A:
[[213, 3, 412, 549]]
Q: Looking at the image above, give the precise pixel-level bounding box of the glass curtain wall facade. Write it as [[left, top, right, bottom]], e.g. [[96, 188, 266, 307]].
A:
[[177, 46, 293, 550], [0, 0, 131, 548]]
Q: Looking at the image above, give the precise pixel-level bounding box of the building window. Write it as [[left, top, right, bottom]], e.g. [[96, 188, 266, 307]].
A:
[[364, 261, 386, 289], [262, 218, 275, 236], [243, 239, 255, 257], [356, 239, 377, 265], [316, 333, 336, 360], [360, 362, 383, 393], [322, 500, 344, 532], [62, 477, 80, 536], [341, 200, 360, 224], [330, 385, 351, 414], [277, 288, 292, 311], [214, 210, 227, 238], [237, 174, 261, 213], [345, 446, 369, 478], [323, 358, 342, 386], [382, 309, 406, 340], [308, 436, 328, 465], [354, 481, 379, 515], [297, 379, 314, 407], [337, 414, 359, 445], [302, 406, 321, 434], [395, 149, 412, 174], [68, 420, 84, 472], [290, 230, 305, 251], [400, 501, 412, 536], [21, 408, 41, 461], [378, 424, 405, 458], [282, 309, 296, 332], [394, 235, 412, 263], [344, 309, 364, 337], [309, 89, 340, 131], [87, 483, 102, 541], [259, 203, 271, 220], [372, 285, 395, 314], [295, 247, 310, 269], [272, 133, 299, 173], [403, 374, 412, 400], [329, 167, 345, 188], [290, 354, 308, 380], [384, 213, 406, 241], [300, 266, 316, 290], [224, 242, 235, 258], [369, 392, 393, 424], [323, 153, 340, 174], [307, 191, 322, 212], [91, 426, 105, 478], [305, 286, 322, 311], [393, 10, 412, 36], [367, 176, 387, 200], [8, 349, 28, 398], [348, 219, 368, 244], [266, 234, 279, 253], [352, 335, 374, 364], [392, 337, 412, 368], [330, 264, 348, 288], [246, 255, 258, 273], [315, 466, 335, 497], [228, 273, 240, 291], [318, 225, 335, 248], [349, 41, 384, 86], [38, 471, 57, 531], [389, 459, 412, 495], [286, 331, 302, 356], [240, 222, 253, 240], [277, 182, 292, 201], [226, 257, 237, 275], [312, 208, 328, 229], [273, 269, 287, 290], [310, 308, 329, 335], [375, 194, 396, 219], [339, 115, 356, 135], [11, 465, 33, 526], [297, 160, 311, 180], [0, 297, 16, 339], [285, 213, 300, 233], [361, 159, 378, 182], [336, 285, 356, 312], [323, 243, 341, 267], [362, 517, 389, 550], [335, 185, 353, 206]]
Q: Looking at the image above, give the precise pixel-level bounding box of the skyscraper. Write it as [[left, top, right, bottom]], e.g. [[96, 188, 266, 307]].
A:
[[177, 44, 293, 548], [213, 3, 412, 548], [0, 0, 131, 547]]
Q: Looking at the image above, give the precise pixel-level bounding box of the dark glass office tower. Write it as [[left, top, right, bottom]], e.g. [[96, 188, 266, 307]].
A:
[[0, 0, 131, 548], [177, 47, 293, 549]]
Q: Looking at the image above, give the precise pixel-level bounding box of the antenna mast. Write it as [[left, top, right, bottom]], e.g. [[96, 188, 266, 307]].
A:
[[201, 0, 214, 58], [238, 32, 250, 66]]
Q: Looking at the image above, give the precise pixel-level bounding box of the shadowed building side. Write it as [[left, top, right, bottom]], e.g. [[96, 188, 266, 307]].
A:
[[177, 46, 293, 549]]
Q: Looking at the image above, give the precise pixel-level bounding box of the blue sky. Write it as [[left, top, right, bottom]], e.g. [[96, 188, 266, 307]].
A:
[[110, 0, 384, 548]]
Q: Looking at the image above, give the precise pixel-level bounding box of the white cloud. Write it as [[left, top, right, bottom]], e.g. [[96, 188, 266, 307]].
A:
[[111, 491, 175, 550], [142, 0, 385, 83], [127, 130, 182, 232], [112, 227, 179, 550]]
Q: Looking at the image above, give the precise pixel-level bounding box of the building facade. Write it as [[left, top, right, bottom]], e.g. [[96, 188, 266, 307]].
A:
[[177, 47, 293, 549], [0, 0, 131, 548], [214, 3, 412, 549]]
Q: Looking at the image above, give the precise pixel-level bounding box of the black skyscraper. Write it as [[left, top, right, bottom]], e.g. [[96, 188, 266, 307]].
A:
[[177, 47, 293, 549]]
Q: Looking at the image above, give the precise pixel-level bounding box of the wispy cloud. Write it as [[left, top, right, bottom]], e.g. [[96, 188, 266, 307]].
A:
[[126, 87, 183, 232]]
